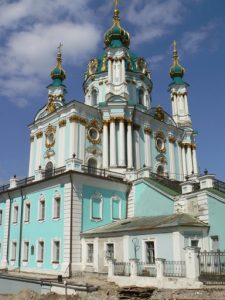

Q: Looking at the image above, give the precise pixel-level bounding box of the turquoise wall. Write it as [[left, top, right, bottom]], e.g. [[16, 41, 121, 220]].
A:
[[8, 184, 64, 271], [82, 185, 127, 232], [134, 181, 174, 217], [0, 200, 6, 262], [128, 232, 173, 261], [208, 195, 225, 250]]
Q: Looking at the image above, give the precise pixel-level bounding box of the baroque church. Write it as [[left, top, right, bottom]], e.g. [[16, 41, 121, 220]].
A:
[[0, 3, 224, 277]]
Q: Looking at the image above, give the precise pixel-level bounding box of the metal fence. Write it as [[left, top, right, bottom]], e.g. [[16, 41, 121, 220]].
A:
[[214, 179, 225, 193], [199, 251, 225, 284], [81, 165, 124, 180], [137, 262, 156, 277], [114, 262, 130, 276], [163, 261, 186, 277]]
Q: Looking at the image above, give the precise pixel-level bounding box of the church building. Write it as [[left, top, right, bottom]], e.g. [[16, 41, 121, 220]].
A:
[[0, 3, 224, 277]]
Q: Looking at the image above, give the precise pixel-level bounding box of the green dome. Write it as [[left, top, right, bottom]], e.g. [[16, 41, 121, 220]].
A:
[[104, 9, 130, 48], [170, 64, 184, 79], [169, 41, 187, 86], [51, 66, 66, 81]]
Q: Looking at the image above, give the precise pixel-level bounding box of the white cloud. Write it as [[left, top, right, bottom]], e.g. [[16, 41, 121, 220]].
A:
[[148, 54, 165, 70], [125, 0, 184, 45], [182, 24, 215, 53], [0, 0, 103, 107]]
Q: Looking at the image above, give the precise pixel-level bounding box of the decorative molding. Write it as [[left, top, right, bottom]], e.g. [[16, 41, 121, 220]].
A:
[[30, 136, 34, 142], [99, 81, 103, 85], [58, 119, 66, 128], [169, 136, 176, 143], [69, 115, 79, 123], [144, 127, 152, 135], [36, 131, 43, 139]]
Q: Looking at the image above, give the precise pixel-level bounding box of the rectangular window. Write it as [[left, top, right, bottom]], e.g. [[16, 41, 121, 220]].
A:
[[87, 243, 94, 263], [145, 241, 155, 264], [23, 241, 29, 262], [53, 197, 60, 219], [92, 198, 101, 220], [52, 241, 60, 263], [191, 240, 199, 247], [24, 203, 30, 222], [112, 199, 120, 220], [106, 243, 114, 259], [37, 241, 44, 262], [11, 242, 17, 261], [13, 205, 18, 223], [211, 236, 219, 251], [0, 209, 2, 225], [39, 200, 45, 221]]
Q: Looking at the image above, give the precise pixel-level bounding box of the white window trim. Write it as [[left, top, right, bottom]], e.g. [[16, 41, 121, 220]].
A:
[[11, 240, 17, 261], [90, 192, 103, 222], [22, 240, 29, 262], [52, 192, 61, 220], [141, 238, 157, 264], [111, 195, 122, 220], [13, 204, 19, 224], [38, 195, 45, 222], [36, 240, 44, 263], [86, 242, 94, 265], [104, 241, 115, 266], [24, 201, 31, 223], [0, 209, 2, 225], [51, 239, 60, 264]]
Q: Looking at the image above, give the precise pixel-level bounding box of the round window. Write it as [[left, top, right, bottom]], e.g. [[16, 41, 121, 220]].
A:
[[46, 132, 55, 148], [88, 127, 99, 141], [156, 138, 164, 151]]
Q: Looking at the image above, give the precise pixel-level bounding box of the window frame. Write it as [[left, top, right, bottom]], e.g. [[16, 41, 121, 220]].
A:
[[0, 209, 2, 225], [86, 243, 94, 264], [90, 192, 103, 222], [53, 194, 61, 220], [11, 241, 17, 261], [37, 240, 44, 263], [13, 204, 19, 224], [24, 201, 31, 223], [23, 241, 29, 262], [38, 196, 45, 221], [52, 240, 60, 264], [111, 196, 121, 221]]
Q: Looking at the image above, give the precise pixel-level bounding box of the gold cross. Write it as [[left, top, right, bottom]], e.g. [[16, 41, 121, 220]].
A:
[[57, 42, 63, 53], [114, 0, 119, 9]]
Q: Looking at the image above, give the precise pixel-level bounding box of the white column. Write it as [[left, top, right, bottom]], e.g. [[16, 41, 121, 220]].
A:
[[184, 247, 200, 280], [58, 121, 66, 167], [144, 128, 152, 168], [102, 121, 109, 169], [178, 142, 184, 181], [119, 119, 126, 166], [35, 132, 43, 170], [186, 144, 193, 176], [1, 199, 10, 268], [110, 119, 117, 167], [127, 121, 133, 169], [108, 59, 112, 83], [28, 136, 35, 176], [69, 117, 77, 158], [192, 145, 198, 175], [169, 136, 176, 179], [134, 128, 140, 169], [184, 94, 189, 115], [181, 145, 187, 178], [122, 59, 125, 82], [79, 122, 85, 162], [156, 258, 166, 279]]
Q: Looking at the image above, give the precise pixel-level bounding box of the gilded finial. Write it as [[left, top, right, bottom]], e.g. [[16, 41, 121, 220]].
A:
[[56, 43, 63, 68], [113, 0, 120, 25], [114, 0, 119, 9], [172, 40, 179, 66]]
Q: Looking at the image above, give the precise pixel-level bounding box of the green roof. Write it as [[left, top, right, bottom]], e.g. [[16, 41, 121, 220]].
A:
[[143, 177, 181, 196], [82, 214, 208, 236], [207, 188, 225, 199]]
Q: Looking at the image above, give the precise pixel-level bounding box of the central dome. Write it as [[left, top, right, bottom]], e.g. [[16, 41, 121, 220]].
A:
[[104, 9, 130, 48]]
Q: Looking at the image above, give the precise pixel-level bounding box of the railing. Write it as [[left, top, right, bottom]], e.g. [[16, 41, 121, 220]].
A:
[[137, 262, 156, 277], [17, 176, 35, 187], [214, 179, 225, 194], [163, 261, 186, 277], [0, 184, 10, 193], [41, 166, 66, 179], [114, 262, 130, 276], [81, 165, 124, 180]]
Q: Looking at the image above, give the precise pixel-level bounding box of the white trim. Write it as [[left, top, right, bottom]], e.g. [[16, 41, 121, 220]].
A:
[[52, 191, 61, 220], [51, 238, 61, 265], [10, 240, 17, 261], [38, 194, 45, 221], [36, 239, 44, 263], [23, 200, 31, 223], [141, 238, 157, 264], [90, 192, 103, 222], [12, 204, 19, 224], [110, 195, 122, 220]]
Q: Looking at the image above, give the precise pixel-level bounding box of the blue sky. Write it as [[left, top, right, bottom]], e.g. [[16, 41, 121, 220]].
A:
[[0, 0, 224, 183]]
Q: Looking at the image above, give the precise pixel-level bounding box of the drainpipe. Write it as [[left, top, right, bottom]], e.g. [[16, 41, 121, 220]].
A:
[[69, 174, 73, 278], [18, 188, 25, 272], [6, 192, 12, 266]]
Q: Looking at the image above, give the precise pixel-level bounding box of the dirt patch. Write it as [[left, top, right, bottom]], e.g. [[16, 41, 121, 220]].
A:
[[4, 289, 79, 300]]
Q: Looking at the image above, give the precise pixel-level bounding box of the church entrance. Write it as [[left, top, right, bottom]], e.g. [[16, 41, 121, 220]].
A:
[[88, 158, 97, 175]]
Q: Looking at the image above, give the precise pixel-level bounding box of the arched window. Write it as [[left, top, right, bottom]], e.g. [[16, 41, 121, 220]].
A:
[[88, 158, 97, 174], [139, 89, 144, 106], [91, 89, 98, 106], [45, 161, 53, 178], [157, 165, 164, 177]]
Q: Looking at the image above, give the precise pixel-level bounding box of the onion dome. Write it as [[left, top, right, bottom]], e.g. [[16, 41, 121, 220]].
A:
[[169, 41, 187, 85], [104, 8, 130, 48], [49, 43, 66, 87]]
